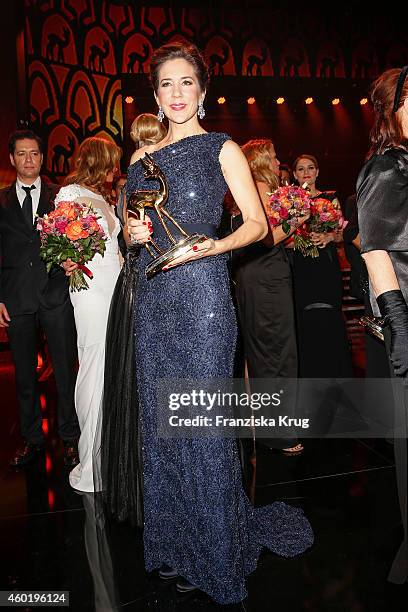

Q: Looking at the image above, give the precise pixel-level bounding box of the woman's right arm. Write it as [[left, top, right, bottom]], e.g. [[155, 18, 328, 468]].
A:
[[362, 250, 399, 297]]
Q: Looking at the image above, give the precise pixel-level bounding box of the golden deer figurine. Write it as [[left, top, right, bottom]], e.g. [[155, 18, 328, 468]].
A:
[[127, 153, 208, 278]]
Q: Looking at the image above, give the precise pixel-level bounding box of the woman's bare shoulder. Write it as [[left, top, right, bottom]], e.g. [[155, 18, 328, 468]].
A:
[[129, 145, 153, 166]]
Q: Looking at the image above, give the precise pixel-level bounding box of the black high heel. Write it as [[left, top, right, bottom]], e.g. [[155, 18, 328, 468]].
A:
[[176, 576, 198, 593], [159, 564, 178, 580]]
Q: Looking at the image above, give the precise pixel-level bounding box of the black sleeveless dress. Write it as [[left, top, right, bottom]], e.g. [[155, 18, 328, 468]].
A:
[[292, 191, 353, 378], [232, 230, 298, 448]]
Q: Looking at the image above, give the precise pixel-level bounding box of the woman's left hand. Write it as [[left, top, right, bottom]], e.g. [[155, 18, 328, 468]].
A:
[[163, 238, 217, 270], [61, 258, 78, 276], [310, 232, 333, 248]]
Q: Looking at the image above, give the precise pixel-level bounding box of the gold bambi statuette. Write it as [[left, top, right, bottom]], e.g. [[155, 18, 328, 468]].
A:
[[127, 152, 208, 279]]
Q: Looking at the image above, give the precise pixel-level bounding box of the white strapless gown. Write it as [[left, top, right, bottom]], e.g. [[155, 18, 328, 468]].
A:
[[55, 184, 121, 492]]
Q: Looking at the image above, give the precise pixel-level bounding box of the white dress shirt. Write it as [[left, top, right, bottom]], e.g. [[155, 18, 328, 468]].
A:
[[16, 176, 42, 223]]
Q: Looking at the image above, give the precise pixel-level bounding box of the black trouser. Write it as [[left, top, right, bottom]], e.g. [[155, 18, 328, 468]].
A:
[[7, 300, 79, 445]]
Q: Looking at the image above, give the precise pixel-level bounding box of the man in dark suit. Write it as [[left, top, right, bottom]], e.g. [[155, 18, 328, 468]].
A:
[[0, 129, 79, 467]]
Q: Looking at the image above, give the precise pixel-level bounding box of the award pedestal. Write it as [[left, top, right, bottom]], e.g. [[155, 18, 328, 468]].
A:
[[145, 233, 207, 279]]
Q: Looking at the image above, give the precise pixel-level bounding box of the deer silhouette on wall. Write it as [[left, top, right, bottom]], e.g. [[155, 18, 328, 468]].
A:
[[283, 48, 305, 77], [51, 137, 75, 176], [208, 46, 229, 76], [45, 28, 70, 63], [88, 40, 110, 73], [127, 44, 150, 73], [354, 49, 374, 79], [319, 50, 340, 78], [246, 47, 268, 76]]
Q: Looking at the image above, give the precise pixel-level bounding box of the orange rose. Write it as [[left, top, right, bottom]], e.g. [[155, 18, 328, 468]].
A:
[[89, 220, 100, 232], [66, 207, 77, 220], [56, 202, 77, 219], [66, 220, 84, 241], [55, 202, 71, 214]]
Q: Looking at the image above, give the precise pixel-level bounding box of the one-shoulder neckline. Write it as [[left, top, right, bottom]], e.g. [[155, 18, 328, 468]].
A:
[[128, 132, 228, 168]]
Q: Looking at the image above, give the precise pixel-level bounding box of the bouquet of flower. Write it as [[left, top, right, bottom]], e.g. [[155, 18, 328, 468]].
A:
[[294, 196, 345, 258], [36, 200, 107, 291], [309, 197, 344, 234], [267, 184, 312, 254]]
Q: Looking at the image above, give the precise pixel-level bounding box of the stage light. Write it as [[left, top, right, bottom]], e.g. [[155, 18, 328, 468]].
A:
[[217, 97, 226, 104], [48, 489, 55, 510], [276, 97, 285, 105], [247, 97, 256, 105], [125, 96, 134, 104], [46, 455, 52, 473], [305, 97, 313, 105], [360, 97, 368, 105], [332, 98, 340, 106]]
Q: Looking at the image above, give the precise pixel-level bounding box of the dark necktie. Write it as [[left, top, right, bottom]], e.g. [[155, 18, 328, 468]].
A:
[[21, 185, 35, 227]]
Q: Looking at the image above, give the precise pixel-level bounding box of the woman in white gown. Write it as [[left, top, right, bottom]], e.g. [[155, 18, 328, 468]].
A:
[[57, 137, 122, 492]]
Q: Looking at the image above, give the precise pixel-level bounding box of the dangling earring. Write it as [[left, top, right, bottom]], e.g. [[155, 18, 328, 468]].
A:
[[157, 106, 164, 122], [198, 101, 205, 120]]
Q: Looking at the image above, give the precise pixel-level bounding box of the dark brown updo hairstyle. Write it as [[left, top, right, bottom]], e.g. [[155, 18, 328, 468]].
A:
[[149, 41, 210, 93], [368, 67, 408, 158], [292, 153, 319, 172]]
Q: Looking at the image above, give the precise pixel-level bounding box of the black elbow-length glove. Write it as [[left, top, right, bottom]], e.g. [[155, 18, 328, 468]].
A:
[[377, 289, 408, 379]]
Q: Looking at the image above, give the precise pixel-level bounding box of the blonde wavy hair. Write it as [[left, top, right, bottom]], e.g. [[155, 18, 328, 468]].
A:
[[130, 113, 167, 148], [241, 139, 279, 191], [65, 137, 122, 202]]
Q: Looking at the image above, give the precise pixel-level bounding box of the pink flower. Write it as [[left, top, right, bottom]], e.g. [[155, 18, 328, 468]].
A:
[[319, 212, 331, 222], [279, 207, 289, 219], [55, 220, 69, 233]]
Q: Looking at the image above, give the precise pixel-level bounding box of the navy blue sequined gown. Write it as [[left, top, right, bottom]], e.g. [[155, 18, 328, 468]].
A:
[[126, 133, 313, 604]]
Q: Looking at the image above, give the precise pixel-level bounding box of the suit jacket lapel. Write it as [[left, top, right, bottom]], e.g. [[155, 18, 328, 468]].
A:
[[37, 182, 54, 218], [7, 182, 33, 235]]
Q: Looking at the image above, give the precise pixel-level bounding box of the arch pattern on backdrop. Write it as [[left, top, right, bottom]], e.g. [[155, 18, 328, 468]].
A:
[[23, 0, 408, 180]]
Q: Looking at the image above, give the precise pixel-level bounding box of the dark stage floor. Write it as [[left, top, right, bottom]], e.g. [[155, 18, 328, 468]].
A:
[[0, 351, 407, 611]]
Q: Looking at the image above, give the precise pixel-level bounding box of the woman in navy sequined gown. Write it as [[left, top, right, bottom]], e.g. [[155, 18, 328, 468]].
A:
[[126, 42, 313, 605]]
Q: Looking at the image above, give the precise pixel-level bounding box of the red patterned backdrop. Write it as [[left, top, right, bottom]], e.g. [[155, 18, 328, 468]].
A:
[[8, 0, 407, 191]]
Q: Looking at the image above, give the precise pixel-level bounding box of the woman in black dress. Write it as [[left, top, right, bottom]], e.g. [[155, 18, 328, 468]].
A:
[[357, 66, 408, 584], [233, 139, 309, 453], [291, 154, 352, 378]]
